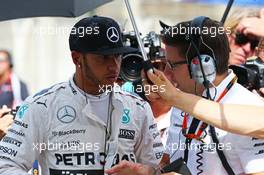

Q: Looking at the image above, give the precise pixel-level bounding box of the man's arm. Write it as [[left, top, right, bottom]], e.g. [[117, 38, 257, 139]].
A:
[[248, 173, 264, 175], [105, 160, 181, 175], [146, 69, 264, 139]]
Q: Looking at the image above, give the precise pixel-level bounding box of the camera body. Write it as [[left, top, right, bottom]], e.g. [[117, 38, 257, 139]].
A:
[[245, 58, 264, 88], [120, 31, 165, 82], [230, 57, 264, 90]]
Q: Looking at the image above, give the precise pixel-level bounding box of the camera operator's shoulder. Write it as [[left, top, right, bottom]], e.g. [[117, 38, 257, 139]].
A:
[[25, 81, 69, 109]]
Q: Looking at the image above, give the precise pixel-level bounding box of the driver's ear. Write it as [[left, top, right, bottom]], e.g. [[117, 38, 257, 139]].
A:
[[71, 51, 82, 66]]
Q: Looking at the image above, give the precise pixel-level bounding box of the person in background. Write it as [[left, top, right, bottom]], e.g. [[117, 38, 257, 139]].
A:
[[225, 8, 264, 97], [225, 8, 263, 65], [0, 50, 29, 108]]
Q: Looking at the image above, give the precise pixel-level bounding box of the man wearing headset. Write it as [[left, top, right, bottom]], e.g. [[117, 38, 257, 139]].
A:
[[158, 17, 264, 175], [0, 16, 164, 175], [106, 17, 264, 175]]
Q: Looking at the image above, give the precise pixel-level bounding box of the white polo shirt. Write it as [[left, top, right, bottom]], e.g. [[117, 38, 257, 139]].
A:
[[165, 70, 264, 175]]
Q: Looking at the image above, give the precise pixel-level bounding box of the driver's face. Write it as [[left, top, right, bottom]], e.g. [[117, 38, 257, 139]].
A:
[[82, 53, 122, 86]]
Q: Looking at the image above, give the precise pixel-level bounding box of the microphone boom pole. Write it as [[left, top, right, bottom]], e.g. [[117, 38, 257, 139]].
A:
[[221, 0, 235, 24], [124, 0, 154, 72]]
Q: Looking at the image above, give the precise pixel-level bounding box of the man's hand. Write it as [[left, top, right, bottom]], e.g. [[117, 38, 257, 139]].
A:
[[141, 69, 181, 106], [0, 106, 14, 139], [236, 8, 264, 38], [141, 69, 162, 102], [236, 8, 264, 39], [236, 17, 264, 38], [104, 160, 181, 175], [105, 160, 154, 175]]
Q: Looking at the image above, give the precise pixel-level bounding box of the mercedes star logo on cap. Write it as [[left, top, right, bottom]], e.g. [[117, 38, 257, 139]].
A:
[[107, 27, 119, 43]]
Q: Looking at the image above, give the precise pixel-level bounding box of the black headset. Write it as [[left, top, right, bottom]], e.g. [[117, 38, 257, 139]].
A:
[[186, 16, 216, 89]]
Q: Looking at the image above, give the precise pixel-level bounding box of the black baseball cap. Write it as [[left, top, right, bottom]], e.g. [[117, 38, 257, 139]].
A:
[[69, 16, 137, 55]]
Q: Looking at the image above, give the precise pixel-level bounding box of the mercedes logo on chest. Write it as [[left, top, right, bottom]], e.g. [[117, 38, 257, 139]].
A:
[[57, 105, 76, 123], [107, 27, 119, 43]]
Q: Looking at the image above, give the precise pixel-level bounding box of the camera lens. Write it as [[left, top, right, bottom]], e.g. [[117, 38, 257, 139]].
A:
[[120, 53, 143, 82]]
